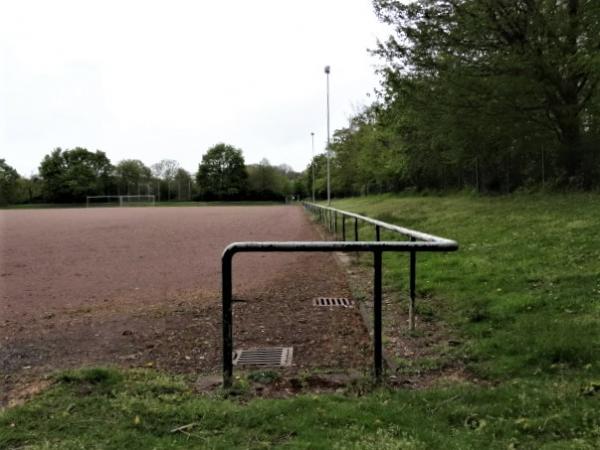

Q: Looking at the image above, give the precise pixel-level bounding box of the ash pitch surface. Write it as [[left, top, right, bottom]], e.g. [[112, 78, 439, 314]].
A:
[[0, 205, 370, 404], [1, 205, 315, 319]]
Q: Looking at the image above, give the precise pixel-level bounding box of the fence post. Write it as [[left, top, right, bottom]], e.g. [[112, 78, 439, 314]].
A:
[[342, 216, 346, 241], [334, 212, 337, 236], [222, 252, 234, 387], [354, 217, 359, 241], [409, 237, 417, 331], [374, 250, 383, 382], [376, 225, 380, 241]]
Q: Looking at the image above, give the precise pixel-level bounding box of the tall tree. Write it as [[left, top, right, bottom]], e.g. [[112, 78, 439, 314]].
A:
[[196, 143, 247, 200], [0, 159, 20, 205], [39, 148, 113, 202], [115, 159, 152, 195], [247, 158, 283, 199], [173, 168, 193, 201], [152, 159, 180, 200], [373, 0, 600, 186]]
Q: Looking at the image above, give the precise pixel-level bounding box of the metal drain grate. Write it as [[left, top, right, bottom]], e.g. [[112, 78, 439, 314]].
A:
[[233, 347, 293, 367], [313, 297, 354, 307]]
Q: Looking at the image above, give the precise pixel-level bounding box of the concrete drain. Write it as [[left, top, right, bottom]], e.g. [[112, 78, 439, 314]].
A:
[[313, 297, 354, 308], [233, 347, 293, 367]]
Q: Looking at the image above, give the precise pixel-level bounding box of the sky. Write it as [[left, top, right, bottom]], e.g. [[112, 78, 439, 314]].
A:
[[0, 0, 392, 176]]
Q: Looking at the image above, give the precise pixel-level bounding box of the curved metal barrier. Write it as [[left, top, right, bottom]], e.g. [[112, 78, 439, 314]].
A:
[[221, 204, 458, 387]]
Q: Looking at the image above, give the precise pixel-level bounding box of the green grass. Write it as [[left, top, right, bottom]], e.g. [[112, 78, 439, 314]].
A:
[[1, 368, 598, 449], [331, 193, 600, 380], [2, 193, 599, 448]]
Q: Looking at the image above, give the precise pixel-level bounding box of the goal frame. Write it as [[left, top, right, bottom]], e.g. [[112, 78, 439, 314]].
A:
[[86, 195, 156, 207]]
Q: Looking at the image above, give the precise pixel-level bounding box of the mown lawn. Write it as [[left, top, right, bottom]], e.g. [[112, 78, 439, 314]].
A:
[[1, 193, 599, 449]]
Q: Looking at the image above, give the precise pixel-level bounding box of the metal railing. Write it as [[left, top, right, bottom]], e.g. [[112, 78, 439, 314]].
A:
[[303, 202, 456, 330], [303, 202, 456, 245], [221, 204, 458, 387]]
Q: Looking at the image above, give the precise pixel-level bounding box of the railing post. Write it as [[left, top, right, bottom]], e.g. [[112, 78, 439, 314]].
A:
[[376, 225, 380, 241], [374, 250, 383, 382], [342, 216, 346, 241], [334, 212, 337, 236], [354, 217, 359, 241], [409, 237, 416, 331], [222, 251, 234, 387]]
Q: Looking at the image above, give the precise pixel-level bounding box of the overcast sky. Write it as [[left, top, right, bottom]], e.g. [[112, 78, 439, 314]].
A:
[[0, 0, 391, 176]]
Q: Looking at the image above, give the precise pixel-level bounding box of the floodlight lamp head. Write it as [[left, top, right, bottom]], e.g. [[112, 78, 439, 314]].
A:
[[324, 65, 330, 74]]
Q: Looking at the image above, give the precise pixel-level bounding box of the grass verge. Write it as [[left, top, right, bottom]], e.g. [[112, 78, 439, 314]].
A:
[[330, 193, 600, 380], [1, 367, 598, 449]]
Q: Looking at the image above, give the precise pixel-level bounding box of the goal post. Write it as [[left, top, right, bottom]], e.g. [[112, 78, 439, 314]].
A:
[[86, 195, 156, 207]]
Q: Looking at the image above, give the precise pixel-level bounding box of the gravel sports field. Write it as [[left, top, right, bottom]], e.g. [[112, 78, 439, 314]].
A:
[[1, 205, 369, 404]]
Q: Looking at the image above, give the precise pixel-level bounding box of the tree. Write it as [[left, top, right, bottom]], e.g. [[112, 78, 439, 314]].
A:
[[152, 159, 180, 201], [0, 159, 20, 205], [373, 0, 600, 187], [303, 154, 329, 199], [196, 143, 248, 200], [173, 168, 193, 201], [14, 176, 43, 204], [115, 160, 152, 195], [39, 147, 113, 202], [247, 158, 283, 199]]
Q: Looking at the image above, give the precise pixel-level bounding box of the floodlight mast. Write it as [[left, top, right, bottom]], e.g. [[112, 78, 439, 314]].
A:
[[311, 132, 316, 202], [324, 65, 331, 205]]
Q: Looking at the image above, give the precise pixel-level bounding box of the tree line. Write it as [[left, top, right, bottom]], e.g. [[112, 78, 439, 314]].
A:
[[304, 0, 600, 196], [0, 144, 305, 205]]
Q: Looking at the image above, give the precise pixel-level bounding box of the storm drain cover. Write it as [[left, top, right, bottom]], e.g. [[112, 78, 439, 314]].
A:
[[313, 297, 354, 308], [233, 347, 293, 367]]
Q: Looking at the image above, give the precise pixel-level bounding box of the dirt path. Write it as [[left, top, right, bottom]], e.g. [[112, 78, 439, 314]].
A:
[[1, 206, 370, 405]]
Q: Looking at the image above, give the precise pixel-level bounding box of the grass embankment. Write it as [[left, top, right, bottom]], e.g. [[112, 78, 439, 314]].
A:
[[334, 193, 599, 380], [2, 193, 599, 449]]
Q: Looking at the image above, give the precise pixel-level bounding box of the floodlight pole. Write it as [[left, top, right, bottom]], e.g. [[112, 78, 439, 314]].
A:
[[311, 132, 316, 202], [325, 65, 331, 205]]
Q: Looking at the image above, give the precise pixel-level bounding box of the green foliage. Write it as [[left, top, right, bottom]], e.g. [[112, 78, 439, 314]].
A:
[[309, 1, 600, 196], [56, 368, 123, 386], [196, 143, 248, 200], [328, 106, 407, 196], [246, 370, 281, 385], [373, 0, 600, 186], [171, 168, 194, 201], [0, 159, 20, 205], [38, 147, 113, 202], [152, 159, 182, 202], [13, 176, 44, 204], [246, 159, 296, 200], [114, 160, 152, 195]]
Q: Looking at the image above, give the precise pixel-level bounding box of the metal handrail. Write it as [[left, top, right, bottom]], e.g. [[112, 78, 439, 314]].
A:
[[223, 241, 457, 253], [303, 201, 458, 334], [221, 206, 458, 388], [303, 202, 456, 245]]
